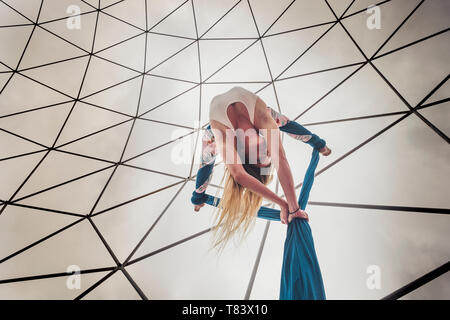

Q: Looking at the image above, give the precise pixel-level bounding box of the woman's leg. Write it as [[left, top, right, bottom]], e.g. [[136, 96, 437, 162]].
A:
[[267, 105, 329, 152], [280, 120, 326, 150]]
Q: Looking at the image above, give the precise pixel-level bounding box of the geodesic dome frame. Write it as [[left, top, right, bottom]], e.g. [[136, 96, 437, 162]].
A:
[[0, 0, 449, 299]]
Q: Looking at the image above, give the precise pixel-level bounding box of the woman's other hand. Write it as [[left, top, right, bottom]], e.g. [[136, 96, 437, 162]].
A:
[[288, 209, 309, 223]]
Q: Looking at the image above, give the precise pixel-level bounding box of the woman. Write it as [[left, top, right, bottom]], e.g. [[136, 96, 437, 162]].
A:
[[192, 86, 331, 251]]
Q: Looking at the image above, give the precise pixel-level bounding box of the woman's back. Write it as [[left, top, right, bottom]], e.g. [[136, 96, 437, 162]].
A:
[[209, 86, 258, 129]]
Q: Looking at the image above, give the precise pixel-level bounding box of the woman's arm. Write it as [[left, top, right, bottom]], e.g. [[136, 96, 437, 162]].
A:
[[257, 108, 300, 214], [212, 125, 290, 221], [234, 169, 288, 210]]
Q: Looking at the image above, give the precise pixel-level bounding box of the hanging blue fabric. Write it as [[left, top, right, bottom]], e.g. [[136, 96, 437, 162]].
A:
[[191, 111, 326, 300], [279, 148, 326, 300], [200, 147, 326, 300]]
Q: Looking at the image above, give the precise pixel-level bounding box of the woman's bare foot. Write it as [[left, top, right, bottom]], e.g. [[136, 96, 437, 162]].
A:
[[194, 203, 205, 212], [319, 146, 332, 156], [288, 209, 309, 223]]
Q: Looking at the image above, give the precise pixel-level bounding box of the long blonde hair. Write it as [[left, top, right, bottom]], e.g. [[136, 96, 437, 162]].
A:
[[209, 163, 273, 254]]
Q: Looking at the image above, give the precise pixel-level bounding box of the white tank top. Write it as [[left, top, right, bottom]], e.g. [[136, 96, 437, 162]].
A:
[[209, 86, 258, 129]]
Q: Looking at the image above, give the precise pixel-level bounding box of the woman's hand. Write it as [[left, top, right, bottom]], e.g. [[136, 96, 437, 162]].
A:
[[281, 202, 309, 224], [194, 203, 205, 212]]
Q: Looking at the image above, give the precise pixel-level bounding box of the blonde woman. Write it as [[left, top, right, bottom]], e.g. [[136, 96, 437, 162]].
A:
[[192, 86, 331, 252]]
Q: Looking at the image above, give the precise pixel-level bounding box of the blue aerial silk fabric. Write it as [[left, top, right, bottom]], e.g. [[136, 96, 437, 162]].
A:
[[191, 120, 326, 300]]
